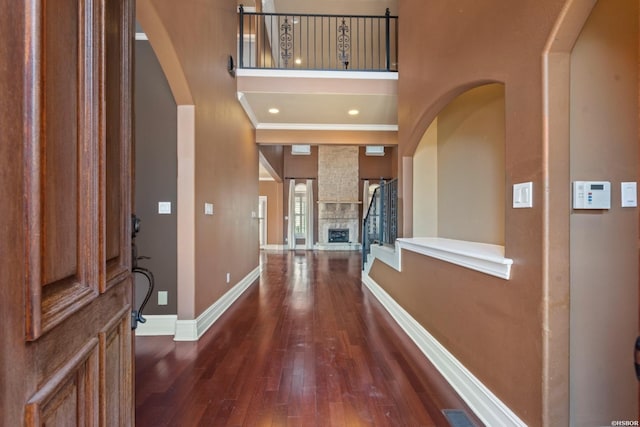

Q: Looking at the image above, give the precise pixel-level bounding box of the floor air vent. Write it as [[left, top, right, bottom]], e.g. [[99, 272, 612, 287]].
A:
[[442, 409, 477, 427]]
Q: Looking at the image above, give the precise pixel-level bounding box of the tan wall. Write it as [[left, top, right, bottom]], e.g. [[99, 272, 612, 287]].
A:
[[569, 0, 639, 424], [437, 84, 505, 245], [413, 118, 438, 236], [259, 181, 284, 245], [140, 0, 259, 317]]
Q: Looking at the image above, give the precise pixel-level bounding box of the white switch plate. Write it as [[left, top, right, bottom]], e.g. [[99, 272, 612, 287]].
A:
[[204, 203, 214, 215], [621, 182, 637, 207], [226, 273, 230, 283], [158, 201, 172, 214], [513, 182, 533, 208], [158, 291, 168, 305]]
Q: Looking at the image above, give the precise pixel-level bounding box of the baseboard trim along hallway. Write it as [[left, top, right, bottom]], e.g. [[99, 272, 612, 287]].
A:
[[362, 272, 527, 427], [133, 266, 260, 341], [174, 266, 261, 341], [135, 315, 178, 336]]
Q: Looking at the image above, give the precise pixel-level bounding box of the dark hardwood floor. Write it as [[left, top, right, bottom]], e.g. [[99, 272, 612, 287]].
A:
[[135, 251, 481, 427]]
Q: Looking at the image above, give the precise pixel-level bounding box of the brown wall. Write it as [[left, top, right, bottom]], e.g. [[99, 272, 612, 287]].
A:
[[134, 40, 178, 315], [141, 0, 259, 317], [284, 145, 319, 178], [375, 1, 640, 425], [380, 1, 576, 425], [259, 181, 284, 245], [569, 0, 639, 423], [358, 146, 394, 182]]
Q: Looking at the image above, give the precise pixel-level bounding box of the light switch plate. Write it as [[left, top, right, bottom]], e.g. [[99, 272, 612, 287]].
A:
[[513, 182, 533, 208], [204, 203, 214, 215], [158, 202, 171, 214], [621, 182, 637, 207], [158, 291, 168, 305]]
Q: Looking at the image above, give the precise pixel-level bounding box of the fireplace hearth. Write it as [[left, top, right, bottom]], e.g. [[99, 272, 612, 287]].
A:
[[328, 228, 349, 243]]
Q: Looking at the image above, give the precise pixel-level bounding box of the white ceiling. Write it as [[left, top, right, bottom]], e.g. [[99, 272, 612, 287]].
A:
[[244, 92, 397, 126], [237, 71, 398, 131]]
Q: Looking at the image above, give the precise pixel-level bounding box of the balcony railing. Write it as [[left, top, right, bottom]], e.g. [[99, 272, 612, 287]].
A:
[[238, 6, 398, 72], [362, 179, 398, 269]]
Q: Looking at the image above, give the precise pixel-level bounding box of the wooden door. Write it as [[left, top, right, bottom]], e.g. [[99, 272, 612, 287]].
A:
[[0, 0, 134, 425]]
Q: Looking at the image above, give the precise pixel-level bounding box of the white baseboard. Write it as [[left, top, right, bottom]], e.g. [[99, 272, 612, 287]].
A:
[[261, 244, 286, 251], [174, 266, 261, 341], [134, 315, 178, 336], [314, 242, 361, 251], [362, 273, 527, 427]]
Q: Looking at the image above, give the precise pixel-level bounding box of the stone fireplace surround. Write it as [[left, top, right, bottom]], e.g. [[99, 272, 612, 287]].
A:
[[316, 146, 361, 250]]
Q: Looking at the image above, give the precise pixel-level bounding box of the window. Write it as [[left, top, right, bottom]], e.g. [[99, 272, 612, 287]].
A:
[[294, 183, 307, 238]]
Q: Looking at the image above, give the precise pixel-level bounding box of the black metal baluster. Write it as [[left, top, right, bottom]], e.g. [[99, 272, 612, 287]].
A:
[[239, 5, 244, 68]]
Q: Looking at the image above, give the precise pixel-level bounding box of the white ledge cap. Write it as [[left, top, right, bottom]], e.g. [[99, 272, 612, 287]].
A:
[[396, 237, 513, 280]]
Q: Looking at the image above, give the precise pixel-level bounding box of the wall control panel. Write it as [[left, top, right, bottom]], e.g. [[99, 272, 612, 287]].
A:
[[621, 182, 637, 207], [573, 181, 611, 209]]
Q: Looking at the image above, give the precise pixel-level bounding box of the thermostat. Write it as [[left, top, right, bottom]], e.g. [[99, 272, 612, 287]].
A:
[[573, 181, 610, 209]]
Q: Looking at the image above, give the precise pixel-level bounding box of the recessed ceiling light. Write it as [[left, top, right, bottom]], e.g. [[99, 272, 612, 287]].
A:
[[348, 109, 359, 116], [268, 108, 279, 114]]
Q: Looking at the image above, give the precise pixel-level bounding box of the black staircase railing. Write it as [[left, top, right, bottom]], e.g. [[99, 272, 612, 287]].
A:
[[362, 179, 398, 269], [238, 6, 398, 72]]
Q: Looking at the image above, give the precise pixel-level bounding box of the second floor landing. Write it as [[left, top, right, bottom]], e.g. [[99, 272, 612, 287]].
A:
[[236, 2, 398, 147]]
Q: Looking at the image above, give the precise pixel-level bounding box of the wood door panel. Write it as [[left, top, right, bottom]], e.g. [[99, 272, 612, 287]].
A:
[[1, 0, 134, 424], [105, 0, 123, 264], [25, 339, 99, 426], [100, 308, 132, 427], [25, 0, 100, 340], [41, 0, 80, 285], [102, 0, 132, 290], [31, 282, 130, 387]]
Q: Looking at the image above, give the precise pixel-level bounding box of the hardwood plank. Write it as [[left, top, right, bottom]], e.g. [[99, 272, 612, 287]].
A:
[[136, 251, 483, 426]]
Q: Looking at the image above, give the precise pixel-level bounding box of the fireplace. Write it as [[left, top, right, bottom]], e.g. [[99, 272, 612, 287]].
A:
[[328, 228, 349, 243]]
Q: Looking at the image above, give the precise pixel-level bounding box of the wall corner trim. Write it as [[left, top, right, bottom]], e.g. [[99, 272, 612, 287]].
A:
[[173, 266, 261, 341], [361, 273, 527, 427], [134, 315, 178, 336]]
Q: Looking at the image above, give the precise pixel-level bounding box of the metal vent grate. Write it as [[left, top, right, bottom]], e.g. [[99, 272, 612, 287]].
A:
[[442, 409, 477, 427]]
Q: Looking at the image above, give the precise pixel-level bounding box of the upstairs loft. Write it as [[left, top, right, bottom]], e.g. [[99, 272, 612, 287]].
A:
[[238, 6, 397, 71], [235, 6, 399, 145]]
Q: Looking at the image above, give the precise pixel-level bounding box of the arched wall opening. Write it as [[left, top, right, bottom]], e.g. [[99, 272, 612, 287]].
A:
[[412, 83, 505, 245]]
